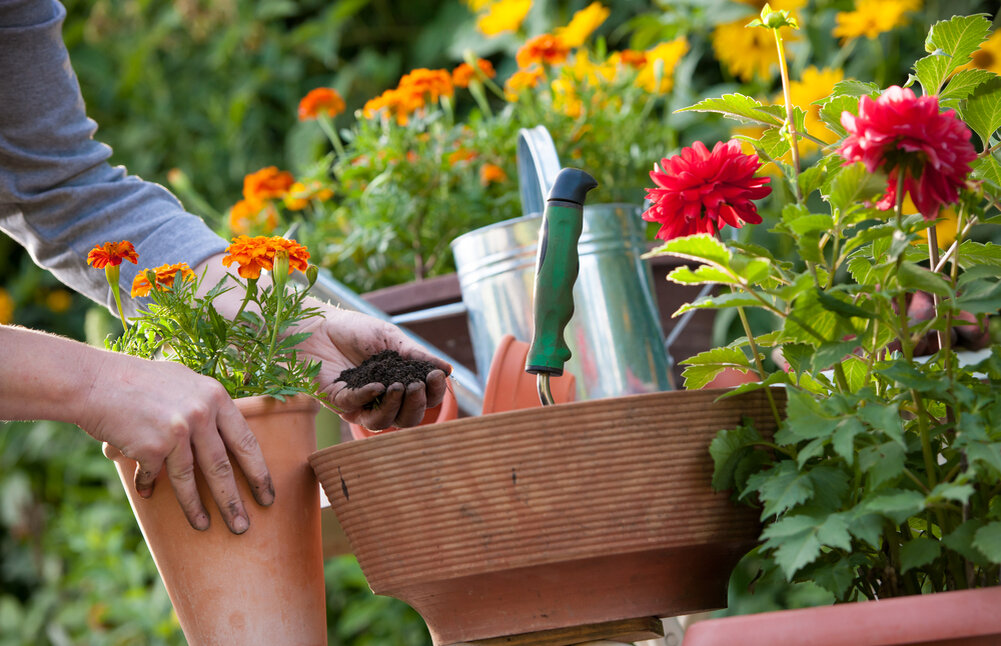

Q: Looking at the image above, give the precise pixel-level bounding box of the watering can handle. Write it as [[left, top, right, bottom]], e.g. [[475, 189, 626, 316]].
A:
[[517, 126, 562, 217], [525, 168, 598, 378]]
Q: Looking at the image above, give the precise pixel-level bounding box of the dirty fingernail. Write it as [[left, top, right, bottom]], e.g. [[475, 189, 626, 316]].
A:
[[232, 515, 249, 534]]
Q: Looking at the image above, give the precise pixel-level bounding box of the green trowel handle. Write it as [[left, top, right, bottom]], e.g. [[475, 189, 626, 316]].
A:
[[526, 168, 598, 377]]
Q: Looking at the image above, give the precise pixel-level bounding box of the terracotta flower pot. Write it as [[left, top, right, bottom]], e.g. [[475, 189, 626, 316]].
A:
[[348, 382, 459, 440], [681, 586, 1001, 645], [103, 394, 326, 646], [310, 388, 783, 645], [481, 334, 576, 414]]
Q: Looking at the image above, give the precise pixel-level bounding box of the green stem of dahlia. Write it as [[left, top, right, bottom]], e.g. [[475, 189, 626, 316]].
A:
[[772, 29, 802, 203]]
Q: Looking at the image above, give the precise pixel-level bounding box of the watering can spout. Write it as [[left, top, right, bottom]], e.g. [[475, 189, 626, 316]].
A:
[[547, 168, 598, 206]]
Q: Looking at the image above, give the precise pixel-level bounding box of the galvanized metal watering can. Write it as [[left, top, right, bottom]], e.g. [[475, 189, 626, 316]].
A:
[[450, 126, 672, 400]]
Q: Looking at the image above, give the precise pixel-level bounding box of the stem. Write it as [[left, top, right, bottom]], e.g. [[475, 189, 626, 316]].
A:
[[735, 300, 782, 425], [927, 226, 944, 353], [773, 28, 802, 203], [318, 115, 347, 160], [111, 284, 128, 335], [265, 286, 284, 370]]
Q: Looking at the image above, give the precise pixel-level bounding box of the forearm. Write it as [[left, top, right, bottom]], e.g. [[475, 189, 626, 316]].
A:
[[0, 324, 106, 425]]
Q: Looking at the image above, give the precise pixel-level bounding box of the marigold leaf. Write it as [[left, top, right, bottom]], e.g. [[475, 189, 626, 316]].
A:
[[678, 93, 784, 126]]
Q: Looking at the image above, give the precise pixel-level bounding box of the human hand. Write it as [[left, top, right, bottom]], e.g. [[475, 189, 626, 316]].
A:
[[295, 301, 452, 430], [80, 352, 273, 534]]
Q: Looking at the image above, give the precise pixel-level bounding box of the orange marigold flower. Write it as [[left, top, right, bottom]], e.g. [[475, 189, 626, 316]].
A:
[[130, 263, 196, 298], [399, 68, 454, 103], [448, 148, 478, 165], [242, 166, 295, 203], [452, 59, 497, 88], [614, 49, 648, 69], [298, 87, 346, 121], [479, 163, 507, 186], [363, 87, 423, 126], [87, 241, 138, 269], [504, 67, 545, 100], [222, 235, 310, 280], [516, 34, 570, 69], [229, 198, 278, 235]]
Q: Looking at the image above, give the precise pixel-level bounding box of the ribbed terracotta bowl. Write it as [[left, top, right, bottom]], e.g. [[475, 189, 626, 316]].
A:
[[309, 388, 782, 645]]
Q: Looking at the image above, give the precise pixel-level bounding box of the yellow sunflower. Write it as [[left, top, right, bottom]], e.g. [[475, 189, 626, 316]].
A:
[[964, 30, 1001, 75], [833, 0, 921, 43], [636, 38, 690, 93], [711, 0, 805, 82], [476, 0, 532, 36]]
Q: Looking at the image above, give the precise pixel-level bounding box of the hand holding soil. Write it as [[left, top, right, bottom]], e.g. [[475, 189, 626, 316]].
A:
[[333, 350, 448, 430]]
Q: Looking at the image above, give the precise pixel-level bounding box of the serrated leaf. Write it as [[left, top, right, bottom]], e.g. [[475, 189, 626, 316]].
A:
[[786, 213, 834, 236], [900, 537, 942, 574], [973, 521, 1001, 563], [710, 424, 765, 491], [940, 68, 996, 105], [858, 441, 906, 489], [816, 95, 857, 140], [677, 93, 784, 126], [858, 402, 905, 445], [830, 80, 881, 97], [954, 279, 1001, 314], [849, 512, 883, 548], [961, 75, 1001, 146], [783, 389, 839, 440], [798, 160, 830, 198], [812, 340, 860, 373], [832, 416, 865, 465], [809, 466, 851, 510], [651, 234, 731, 267], [755, 461, 816, 519], [972, 155, 1001, 191], [824, 162, 877, 214], [943, 519, 989, 565], [842, 356, 869, 393], [666, 264, 738, 285], [897, 262, 953, 297], [956, 241, 1001, 269], [680, 347, 752, 390], [927, 482, 975, 505], [817, 512, 853, 551], [917, 15, 992, 95], [673, 291, 763, 315], [863, 489, 925, 524], [815, 288, 877, 320], [915, 52, 955, 97]]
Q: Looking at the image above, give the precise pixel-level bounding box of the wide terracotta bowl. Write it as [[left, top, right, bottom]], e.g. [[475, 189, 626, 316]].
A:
[[309, 388, 782, 645]]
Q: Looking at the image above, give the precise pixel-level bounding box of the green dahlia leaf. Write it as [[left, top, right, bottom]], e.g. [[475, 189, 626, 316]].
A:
[[960, 75, 1001, 146], [973, 521, 1001, 563], [678, 93, 784, 126], [900, 537, 942, 574]]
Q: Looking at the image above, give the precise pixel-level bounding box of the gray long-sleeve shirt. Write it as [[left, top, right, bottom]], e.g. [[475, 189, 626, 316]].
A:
[[0, 0, 228, 316]]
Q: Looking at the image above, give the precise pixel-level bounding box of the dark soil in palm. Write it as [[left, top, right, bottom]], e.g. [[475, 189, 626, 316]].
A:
[[336, 350, 437, 389]]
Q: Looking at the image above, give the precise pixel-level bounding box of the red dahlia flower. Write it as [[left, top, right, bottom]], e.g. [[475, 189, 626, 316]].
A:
[[839, 85, 976, 220], [642, 140, 772, 241]]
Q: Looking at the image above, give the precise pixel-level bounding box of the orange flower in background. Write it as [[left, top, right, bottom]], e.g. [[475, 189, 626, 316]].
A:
[[298, 87, 346, 121], [448, 148, 478, 164], [479, 163, 507, 186], [504, 67, 545, 99], [222, 236, 310, 280], [516, 34, 570, 69], [399, 68, 454, 103], [130, 263, 196, 298], [229, 199, 279, 235], [363, 87, 421, 125], [0, 288, 13, 325], [612, 49, 647, 69], [243, 166, 295, 203], [452, 59, 497, 88], [87, 240, 138, 269]]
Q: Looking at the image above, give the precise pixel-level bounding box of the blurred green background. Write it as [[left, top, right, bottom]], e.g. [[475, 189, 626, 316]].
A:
[[2, 0, 998, 644]]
